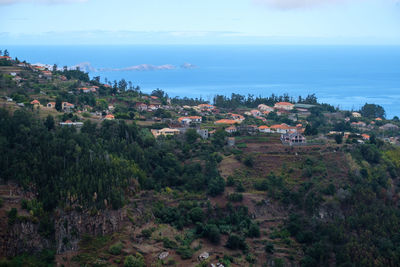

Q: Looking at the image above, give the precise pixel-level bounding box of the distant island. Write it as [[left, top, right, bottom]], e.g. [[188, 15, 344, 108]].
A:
[[1, 50, 400, 267]]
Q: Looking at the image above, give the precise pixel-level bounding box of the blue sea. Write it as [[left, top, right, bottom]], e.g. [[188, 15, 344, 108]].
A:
[[6, 45, 400, 117]]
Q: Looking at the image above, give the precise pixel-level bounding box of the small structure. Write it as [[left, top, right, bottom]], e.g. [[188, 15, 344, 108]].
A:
[[352, 112, 362, 118], [47, 102, 56, 108], [197, 129, 209, 139], [59, 120, 83, 127], [225, 126, 237, 134], [62, 102, 75, 112], [105, 114, 115, 120], [30, 99, 40, 106], [281, 133, 306, 145], [380, 123, 399, 131], [274, 102, 294, 111], [158, 252, 169, 260], [215, 119, 239, 125], [151, 128, 180, 138], [258, 104, 274, 112], [258, 125, 271, 133], [227, 137, 235, 147], [228, 113, 245, 122], [361, 134, 370, 140], [351, 121, 367, 128], [250, 109, 261, 117], [135, 102, 148, 112], [198, 252, 209, 261]]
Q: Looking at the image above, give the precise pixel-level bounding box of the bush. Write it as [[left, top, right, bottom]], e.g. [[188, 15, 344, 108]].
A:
[[124, 253, 145, 267], [247, 223, 260, 238], [243, 155, 254, 167], [228, 193, 243, 202], [226, 234, 247, 250], [176, 245, 194, 259], [109, 242, 123, 255], [8, 208, 18, 225], [163, 238, 178, 249], [189, 207, 204, 223], [203, 224, 221, 244], [0, 197, 3, 208], [141, 228, 154, 239], [265, 242, 274, 253]]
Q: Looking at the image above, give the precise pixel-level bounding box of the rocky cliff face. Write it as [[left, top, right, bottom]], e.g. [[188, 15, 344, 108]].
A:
[[2, 221, 53, 257], [0, 208, 127, 257], [54, 208, 127, 253]]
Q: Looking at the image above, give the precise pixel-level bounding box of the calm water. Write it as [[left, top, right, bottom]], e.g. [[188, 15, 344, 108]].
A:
[[6, 45, 400, 117]]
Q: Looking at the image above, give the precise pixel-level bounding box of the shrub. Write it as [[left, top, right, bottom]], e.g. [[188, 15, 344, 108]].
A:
[[228, 193, 243, 202], [247, 223, 260, 238], [189, 207, 204, 223], [265, 242, 274, 253], [109, 242, 123, 255], [203, 224, 221, 244], [226, 234, 247, 250], [124, 253, 145, 267], [177, 245, 194, 259], [8, 208, 18, 225], [163, 238, 178, 249], [141, 228, 154, 239]]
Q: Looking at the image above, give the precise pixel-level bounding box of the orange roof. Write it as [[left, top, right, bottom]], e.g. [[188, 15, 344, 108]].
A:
[[48, 102, 55, 105], [105, 114, 115, 119], [226, 126, 237, 130], [375, 118, 383, 121], [215, 119, 238, 125], [30, 100, 40, 105], [150, 96, 159, 99], [362, 134, 370, 140], [270, 124, 290, 130], [258, 125, 269, 129], [65, 120, 73, 123], [275, 102, 293, 106], [296, 124, 303, 127], [178, 116, 202, 122]]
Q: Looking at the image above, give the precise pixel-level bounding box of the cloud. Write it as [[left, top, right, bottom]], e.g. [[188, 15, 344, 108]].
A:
[[253, 0, 400, 9], [0, 0, 87, 5]]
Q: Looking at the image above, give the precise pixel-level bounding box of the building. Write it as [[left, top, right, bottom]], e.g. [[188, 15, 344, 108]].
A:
[[47, 102, 56, 108], [361, 134, 370, 140], [352, 112, 362, 118], [0, 56, 11, 61], [105, 114, 115, 120], [351, 121, 367, 128], [258, 125, 271, 133], [281, 133, 306, 145], [196, 129, 209, 139], [198, 104, 215, 111], [135, 102, 148, 112], [380, 123, 399, 131], [59, 120, 83, 127], [258, 104, 274, 112], [215, 119, 239, 125], [274, 102, 294, 111], [228, 113, 245, 122], [151, 128, 180, 138], [62, 102, 75, 112], [30, 99, 40, 106], [250, 110, 261, 117], [178, 116, 202, 125], [225, 126, 237, 133], [270, 124, 291, 134]]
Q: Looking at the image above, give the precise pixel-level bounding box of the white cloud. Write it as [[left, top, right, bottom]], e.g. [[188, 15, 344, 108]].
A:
[[253, 0, 399, 9], [0, 0, 88, 5]]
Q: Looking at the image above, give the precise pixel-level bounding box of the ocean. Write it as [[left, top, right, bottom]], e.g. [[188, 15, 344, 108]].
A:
[[5, 45, 400, 117]]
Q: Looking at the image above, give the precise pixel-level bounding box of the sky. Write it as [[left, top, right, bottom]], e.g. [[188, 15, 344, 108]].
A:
[[0, 0, 400, 45]]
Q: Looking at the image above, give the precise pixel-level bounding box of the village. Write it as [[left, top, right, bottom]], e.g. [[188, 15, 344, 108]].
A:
[[1, 54, 400, 148]]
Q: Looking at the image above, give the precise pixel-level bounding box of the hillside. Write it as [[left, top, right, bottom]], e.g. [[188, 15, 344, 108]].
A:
[[1, 53, 400, 267]]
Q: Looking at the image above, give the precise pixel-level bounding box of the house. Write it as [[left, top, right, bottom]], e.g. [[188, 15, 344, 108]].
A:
[[151, 128, 180, 138], [42, 71, 52, 79], [225, 126, 237, 133], [270, 123, 295, 134], [380, 123, 399, 131], [281, 133, 306, 145], [178, 116, 202, 125], [197, 129, 209, 139], [47, 102, 56, 108], [198, 104, 215, 111], [375, 118, 383, 121], [250, 110, 261, 117], [258, 104, 274, 112], [62, 102, 75, 112], [351, 121, 367, 128], [105, 114, 115, 120], [228, 113, 245, 122], [258, 125, 271, 133], [30, 99, 40, 106], [148, 105, 158, 111], [0, 56, 11, 60], [352, 112, 362, 118], [215, 119, 238, 125], [274, 102, 294, 111], [59, 120, 83, 127], [361, 134, 370, 140], [238, 124, 258, 134], [150, 96, 159, 100], [135, 102, 148, 111]]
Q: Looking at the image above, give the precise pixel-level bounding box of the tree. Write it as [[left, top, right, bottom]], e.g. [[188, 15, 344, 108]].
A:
[[360, 103, 385, 119], [52, 64, 57, 73], [55, 97, 62, 111], [185, 129, 199, 144], [44, 115, 55, 130], [335, 134, 343, 144], [3, 49, 9, 57]]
